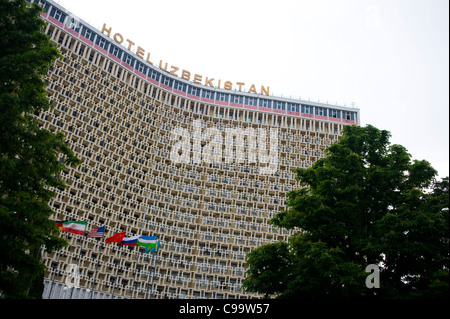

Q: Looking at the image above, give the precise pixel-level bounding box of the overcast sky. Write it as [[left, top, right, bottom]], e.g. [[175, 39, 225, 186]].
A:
[[56, 0, 449, 179]]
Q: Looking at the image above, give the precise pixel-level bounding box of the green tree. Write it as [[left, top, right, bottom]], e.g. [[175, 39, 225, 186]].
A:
[[243, 125, 449, 299], [0, 0, 80, 298]]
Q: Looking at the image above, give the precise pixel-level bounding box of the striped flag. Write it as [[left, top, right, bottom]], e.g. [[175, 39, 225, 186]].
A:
[[60, 221, 87, 236], [56, 221, 65, 231], [87, 226, 105, 238], [137, 236, 159, 253], [120, 235, 140, 246]]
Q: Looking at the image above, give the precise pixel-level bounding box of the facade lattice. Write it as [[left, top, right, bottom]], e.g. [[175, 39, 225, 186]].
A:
[[28, 0, 360, 299]]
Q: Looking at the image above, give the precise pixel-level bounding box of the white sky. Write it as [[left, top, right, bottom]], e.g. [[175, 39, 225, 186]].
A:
[[56, 0, 449, 179]]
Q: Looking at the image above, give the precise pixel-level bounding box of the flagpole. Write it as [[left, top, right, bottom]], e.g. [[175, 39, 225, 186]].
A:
[[48, 247, 62, 299], [130, 249, 141, 298], [85, 225, 106, 299], [27, 244, 43, 297], [48, 220, 68, 299], [69, 229, 87, 299], [145, 251, 155, 299], [90, 242, 102, 299], [111, 245, 123, 299], [150, 250, 159, 299], [48, 233, 65, 299]]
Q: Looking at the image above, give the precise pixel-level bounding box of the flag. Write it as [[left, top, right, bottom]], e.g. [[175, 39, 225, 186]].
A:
[[105, 231, 125, 244], [87, 226, 105, 238], [137, 236, 159, 253], [56, 221, 65, 231], [120, 235, 140, 246], [145, 242, 159, 253], [61, 221, 87, 235]]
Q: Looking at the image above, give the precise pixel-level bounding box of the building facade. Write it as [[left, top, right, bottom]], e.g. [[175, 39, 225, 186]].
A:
[[28, 0, 360, 299]]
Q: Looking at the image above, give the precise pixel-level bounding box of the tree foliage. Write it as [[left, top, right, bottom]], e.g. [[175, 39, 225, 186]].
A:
[[243, 125, 449, 298], [0, 0, 80, 298]]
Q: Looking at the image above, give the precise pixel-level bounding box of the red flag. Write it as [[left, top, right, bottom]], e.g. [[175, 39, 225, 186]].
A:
[[105, 231, 125, 244], [55, 221, 65, 231]]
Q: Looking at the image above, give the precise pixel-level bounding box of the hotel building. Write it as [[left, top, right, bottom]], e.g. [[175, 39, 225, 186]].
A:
[[28, 0, 360, 299]]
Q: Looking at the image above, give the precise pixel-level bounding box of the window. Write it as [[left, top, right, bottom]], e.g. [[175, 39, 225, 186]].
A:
[[315, 107, 327, 116], [343, 111, 355, 121], [287, 103, 299, 112], [258, 115, 265, 124], [259, 99, 272, 108], [122, 52, 135, 66], [245, 97, 256, 106], [217, 92, 229, 102], [188, 86, 200, 97], [202, 90, 214, 100], [109, 43, 122, 59], [95, 36, 109, 51], [135, 61, 147, 74], [50, 8, 66, 22], [230, 95, 243, 104], [66, 17, 81, 33], [36, 0, 51, 12], [175, 81, 187, 92], [301, 104, 313, 114], [81, 26, 95, 42], [148, 69, 160, 82], [275, 101, 286, 110], [329, 109, 341, 118]]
